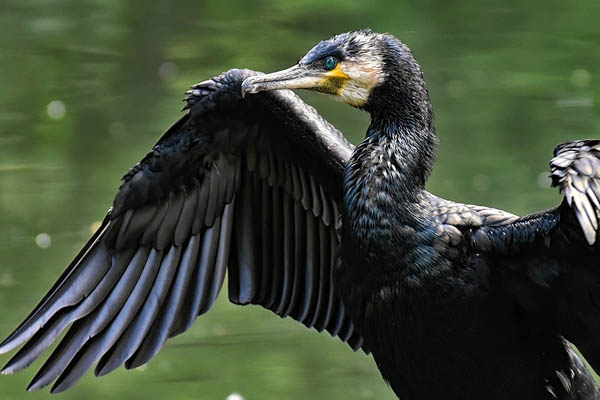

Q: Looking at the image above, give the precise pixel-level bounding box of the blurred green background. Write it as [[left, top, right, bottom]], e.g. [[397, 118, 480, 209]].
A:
[[0, 0, 599, 399]]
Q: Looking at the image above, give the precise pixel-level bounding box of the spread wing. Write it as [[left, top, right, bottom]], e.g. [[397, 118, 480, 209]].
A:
[[550, 140, 600, 245], [462, 140, 600, 374], [0, 69, 365, 393]]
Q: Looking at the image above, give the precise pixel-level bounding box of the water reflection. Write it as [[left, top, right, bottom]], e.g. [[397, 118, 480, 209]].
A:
[[0, 1, 598, 399]]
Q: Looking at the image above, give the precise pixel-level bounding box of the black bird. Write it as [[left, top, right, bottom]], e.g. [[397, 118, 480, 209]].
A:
[[2, 29, 600, 399]]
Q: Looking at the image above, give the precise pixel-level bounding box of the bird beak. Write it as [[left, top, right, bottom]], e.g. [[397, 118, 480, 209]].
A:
[[241, 64, 331, 97]]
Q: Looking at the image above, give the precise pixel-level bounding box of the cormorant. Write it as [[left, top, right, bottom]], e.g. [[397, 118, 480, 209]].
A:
[[1, 29, 600, 399]]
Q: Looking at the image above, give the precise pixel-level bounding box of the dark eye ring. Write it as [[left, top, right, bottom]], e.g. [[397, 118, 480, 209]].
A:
[[323, 56, 338, 70]]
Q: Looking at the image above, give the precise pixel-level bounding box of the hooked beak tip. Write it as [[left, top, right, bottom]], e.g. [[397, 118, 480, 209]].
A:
[[241, 78, 259, 99], [240, 65, 318, 98]]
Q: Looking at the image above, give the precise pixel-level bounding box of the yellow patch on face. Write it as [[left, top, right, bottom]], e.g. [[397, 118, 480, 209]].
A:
[[316, 64, 351, 95], [324, 64, 350, 80]]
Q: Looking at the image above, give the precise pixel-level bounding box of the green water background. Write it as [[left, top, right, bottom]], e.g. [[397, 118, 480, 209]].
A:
[[0, 1, 599, 399]]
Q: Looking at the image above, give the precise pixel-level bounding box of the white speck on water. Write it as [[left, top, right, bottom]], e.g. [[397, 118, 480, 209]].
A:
[[555, 97, 594, 108], [571, 69, 591, 88], [360, 389, 374, 399], [212, 323, 227, 336], [35, 233, 52, 249], [537, 171, 551, 188], [0, 272, 17, 288], [226, 393, 244, 400], [473, 173, 490, 192], [158, 61, 178, 82], [47, 100, 66, 120]]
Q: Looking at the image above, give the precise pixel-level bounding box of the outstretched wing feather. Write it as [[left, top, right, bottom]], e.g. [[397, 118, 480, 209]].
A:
[[0, 69, 364, 393]]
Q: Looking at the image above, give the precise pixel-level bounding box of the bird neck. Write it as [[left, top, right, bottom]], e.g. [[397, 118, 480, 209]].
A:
[[357, 40, 438, 195], [343, 72, 438, 245], [344, 121, 437, 240]]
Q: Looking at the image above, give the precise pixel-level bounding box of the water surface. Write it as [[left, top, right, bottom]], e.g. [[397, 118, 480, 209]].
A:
[[0, 1, 599, 399]]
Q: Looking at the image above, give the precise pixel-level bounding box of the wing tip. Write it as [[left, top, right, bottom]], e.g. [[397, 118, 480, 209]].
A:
[[26, 378, 45, 392], [1, 357, 24, 376], [0, 334, 26, 356], [94, 354, 122, 377], [94, 363, 111, 377], [124, 356, 146, 371], [0, 341, 14, 356], [1, 366, 13, 376], [50, 376, 72, 394], [584, 227, 597, 246]]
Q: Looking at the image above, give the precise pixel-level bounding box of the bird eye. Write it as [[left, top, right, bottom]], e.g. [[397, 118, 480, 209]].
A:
[[323, 56, 338, 70]]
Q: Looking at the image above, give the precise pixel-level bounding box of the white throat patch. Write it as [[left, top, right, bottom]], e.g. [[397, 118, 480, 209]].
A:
[[336, 59, 385, 107]]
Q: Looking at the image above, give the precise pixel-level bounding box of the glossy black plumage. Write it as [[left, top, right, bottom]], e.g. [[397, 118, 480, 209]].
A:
[[1, 30, 600, 400], [0, 69, 362, 393]]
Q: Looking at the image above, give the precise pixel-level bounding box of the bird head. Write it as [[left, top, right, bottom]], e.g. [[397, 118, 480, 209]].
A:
[[242, 29, 391, 108]]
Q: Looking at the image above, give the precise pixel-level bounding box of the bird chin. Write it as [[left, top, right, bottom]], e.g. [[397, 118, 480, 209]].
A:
[[324, 82, 371, 108]]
